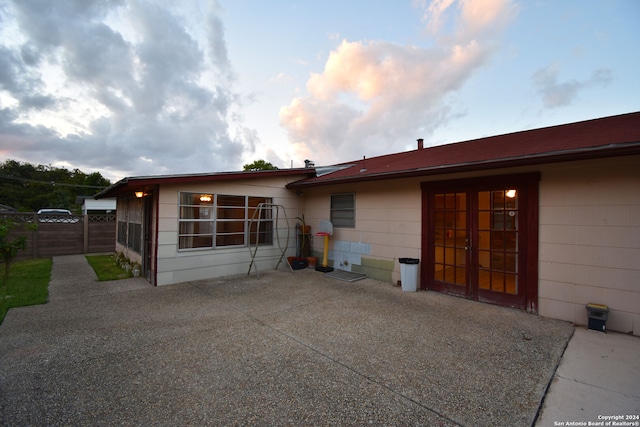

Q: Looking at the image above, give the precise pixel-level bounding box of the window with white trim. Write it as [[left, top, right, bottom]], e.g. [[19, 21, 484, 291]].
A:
[[330, 193, 355, 228], [178, 193, 273, 250]]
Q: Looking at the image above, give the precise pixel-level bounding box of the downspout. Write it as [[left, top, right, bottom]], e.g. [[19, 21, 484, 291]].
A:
[[153, 185, 159, 286], [295, 190, 303, 257]]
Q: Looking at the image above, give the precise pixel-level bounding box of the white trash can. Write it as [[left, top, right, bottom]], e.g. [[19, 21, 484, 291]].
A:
[[399, 258, 420, 292]]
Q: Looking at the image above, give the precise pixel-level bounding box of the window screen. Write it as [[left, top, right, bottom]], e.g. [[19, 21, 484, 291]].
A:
[[330, 193, 355, 228]]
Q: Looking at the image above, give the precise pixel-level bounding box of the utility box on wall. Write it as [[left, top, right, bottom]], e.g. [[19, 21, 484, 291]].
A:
[[585, 303, 609, 332]]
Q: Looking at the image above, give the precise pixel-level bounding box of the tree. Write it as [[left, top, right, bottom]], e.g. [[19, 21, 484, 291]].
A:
[[242, 160, 279, 171], [0, 160, 111, 212], [0, 218, 35, 310]]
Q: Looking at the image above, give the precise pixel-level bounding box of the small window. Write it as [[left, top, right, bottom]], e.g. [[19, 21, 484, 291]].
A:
[[331, 193, 355, 228]]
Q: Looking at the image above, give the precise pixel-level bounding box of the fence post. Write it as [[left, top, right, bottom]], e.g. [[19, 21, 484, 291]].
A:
[[32, 213, 39, 258], [83, 214, 89, 253]]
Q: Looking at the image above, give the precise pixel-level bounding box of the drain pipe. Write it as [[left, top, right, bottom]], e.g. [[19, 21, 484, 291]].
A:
[[296, 190, 302, 257]]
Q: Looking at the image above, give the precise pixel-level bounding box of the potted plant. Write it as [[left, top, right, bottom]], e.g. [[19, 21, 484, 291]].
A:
[[296, 215, 311, 258], [306, 255, 318, 268], [296, 215, 311, 235]]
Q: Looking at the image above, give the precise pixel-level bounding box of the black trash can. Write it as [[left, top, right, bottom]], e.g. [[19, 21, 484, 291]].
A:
[[398, 258, 420, 292], [586, 303, 609, 332]]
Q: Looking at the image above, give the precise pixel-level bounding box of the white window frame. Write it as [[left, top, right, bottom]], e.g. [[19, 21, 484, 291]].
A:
[[178, 192, 273, 251], [330, 193, 355, 228]]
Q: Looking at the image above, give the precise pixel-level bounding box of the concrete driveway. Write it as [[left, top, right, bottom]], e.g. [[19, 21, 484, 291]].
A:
[[0, 255, 574, 426]]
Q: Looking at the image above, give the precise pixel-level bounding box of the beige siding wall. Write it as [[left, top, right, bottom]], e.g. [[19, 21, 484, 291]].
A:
[[538, 156, 640, 335], [301, 155, 640, 335], [138, 155, 640, 333], [301, 169, 537, 283], [155, 175, 306, 286], [301, 179, 424, 284]]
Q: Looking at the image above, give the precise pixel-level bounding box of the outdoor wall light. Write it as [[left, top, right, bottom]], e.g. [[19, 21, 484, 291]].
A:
[[135, 191, 144, 198], [199, 194, 212, 202]]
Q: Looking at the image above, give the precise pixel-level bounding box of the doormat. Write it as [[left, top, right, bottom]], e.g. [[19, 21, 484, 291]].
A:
[[324, 270, 367, 282]]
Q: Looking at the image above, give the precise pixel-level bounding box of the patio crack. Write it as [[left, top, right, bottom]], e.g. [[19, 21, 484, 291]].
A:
[[249, 315, 465, 427]]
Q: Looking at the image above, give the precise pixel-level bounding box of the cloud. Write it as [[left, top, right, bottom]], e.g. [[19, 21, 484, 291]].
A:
[[422, 0, 456, 34], [269, 72, 293, 84], [280, 0, 517, 164], [0, 0, 252, 181], [205, 0, 232, 80], [422, 0, 516, 39], [0, 44, 54, 110], [532, 63, 613, 108]]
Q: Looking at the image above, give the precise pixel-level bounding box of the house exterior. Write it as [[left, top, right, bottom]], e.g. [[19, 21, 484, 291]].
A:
[[96, 169, 315, 285], [97, 112, 640, 335], [75, 196, 116, 215]]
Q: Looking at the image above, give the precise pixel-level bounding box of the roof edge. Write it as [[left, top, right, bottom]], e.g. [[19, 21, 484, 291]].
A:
[[286, 141, 640, 189], [96, 168, 316, 198]]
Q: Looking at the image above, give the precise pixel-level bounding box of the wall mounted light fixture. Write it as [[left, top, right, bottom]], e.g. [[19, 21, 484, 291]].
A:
[[135, 191, 144, 198]]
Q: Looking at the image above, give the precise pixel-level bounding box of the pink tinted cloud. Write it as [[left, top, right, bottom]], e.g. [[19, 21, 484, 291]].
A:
[[280, 0, 517, 165]]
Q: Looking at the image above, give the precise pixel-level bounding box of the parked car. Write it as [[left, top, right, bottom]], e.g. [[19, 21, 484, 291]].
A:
[[37, 209, 79, 223]]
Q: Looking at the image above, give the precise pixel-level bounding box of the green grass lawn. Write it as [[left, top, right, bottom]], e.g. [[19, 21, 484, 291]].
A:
[[86, 254, 133, 281], [0, 258, 52, 325]]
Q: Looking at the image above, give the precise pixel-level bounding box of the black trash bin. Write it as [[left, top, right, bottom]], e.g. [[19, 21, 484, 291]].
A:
[[398, 258, 420, 292], [586, 303, 609, 332]]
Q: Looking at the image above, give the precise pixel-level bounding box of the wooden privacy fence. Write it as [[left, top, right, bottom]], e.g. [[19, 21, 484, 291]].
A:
[[2, 213, 116, 259]]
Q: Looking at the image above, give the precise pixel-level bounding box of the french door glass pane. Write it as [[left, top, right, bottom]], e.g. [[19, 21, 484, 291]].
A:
[[435, 264, 445, 281], [477, 190, 519, 295], [434, 192, 467, 287]]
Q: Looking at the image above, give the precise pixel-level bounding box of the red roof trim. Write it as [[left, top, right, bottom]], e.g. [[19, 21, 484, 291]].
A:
[[287, 112, 640, 189], [288, 142, 640, 188]]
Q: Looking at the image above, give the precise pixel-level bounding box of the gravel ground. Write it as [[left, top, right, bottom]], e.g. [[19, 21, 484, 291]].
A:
[[0, 255, 574, 426]]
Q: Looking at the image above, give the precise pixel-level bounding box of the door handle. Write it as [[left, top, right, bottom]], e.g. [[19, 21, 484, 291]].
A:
[[465, 238, 472, 251]]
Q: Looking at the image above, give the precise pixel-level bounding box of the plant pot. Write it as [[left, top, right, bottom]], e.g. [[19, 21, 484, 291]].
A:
[[306, 256, 318, 268], [300, 225, 311, 234]]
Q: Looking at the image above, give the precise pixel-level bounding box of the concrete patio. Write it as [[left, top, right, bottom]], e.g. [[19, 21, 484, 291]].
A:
[[0, 255, 579, 425]]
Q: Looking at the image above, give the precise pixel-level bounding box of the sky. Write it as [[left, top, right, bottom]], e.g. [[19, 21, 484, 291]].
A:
[[0, 0, 638, 182]]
